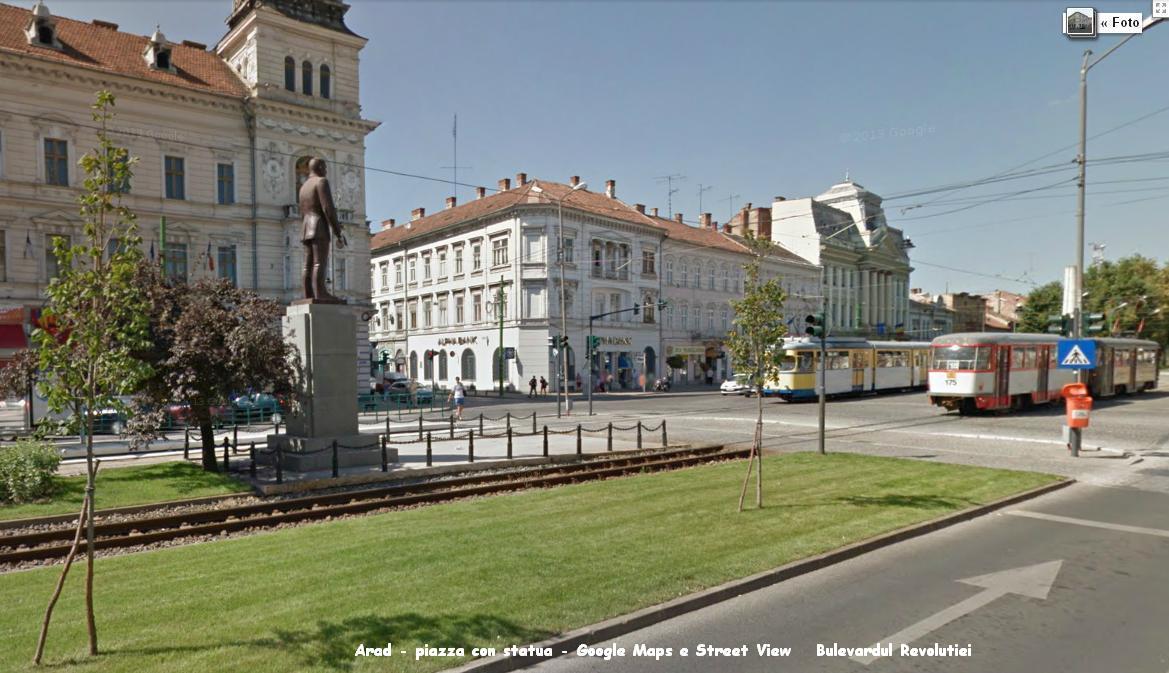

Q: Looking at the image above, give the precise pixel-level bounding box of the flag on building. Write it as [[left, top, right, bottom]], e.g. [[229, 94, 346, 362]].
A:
[[207, 242, 214, 271]]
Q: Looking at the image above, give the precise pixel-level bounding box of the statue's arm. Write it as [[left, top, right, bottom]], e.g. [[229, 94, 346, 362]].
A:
[[317, 178, 342, 237]]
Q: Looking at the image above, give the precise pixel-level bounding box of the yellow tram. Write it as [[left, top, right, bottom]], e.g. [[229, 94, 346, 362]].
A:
[[764, 338, 932, 400]]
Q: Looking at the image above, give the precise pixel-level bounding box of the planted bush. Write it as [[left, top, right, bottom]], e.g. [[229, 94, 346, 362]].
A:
[[0, 440, 61, 504]]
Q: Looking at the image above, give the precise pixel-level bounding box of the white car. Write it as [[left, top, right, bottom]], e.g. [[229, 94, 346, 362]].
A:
[[720, 378, 749, 395]]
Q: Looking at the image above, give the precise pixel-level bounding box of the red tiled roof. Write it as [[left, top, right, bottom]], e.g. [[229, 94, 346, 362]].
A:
[[371, 180, 662, 251], [0, 3, 247, 98], [646, 214, 810, 265]]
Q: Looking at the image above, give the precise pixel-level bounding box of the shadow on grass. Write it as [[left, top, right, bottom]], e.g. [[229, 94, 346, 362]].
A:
[[837, 494, 978, 509], [68, 613, 549, 672]]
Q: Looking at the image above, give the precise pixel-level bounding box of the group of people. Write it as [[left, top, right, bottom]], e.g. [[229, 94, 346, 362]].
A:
[[527, 376, 549, 398]]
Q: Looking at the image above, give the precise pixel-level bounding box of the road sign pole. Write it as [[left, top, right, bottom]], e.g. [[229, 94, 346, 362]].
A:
[[587, 318, 594, 416]]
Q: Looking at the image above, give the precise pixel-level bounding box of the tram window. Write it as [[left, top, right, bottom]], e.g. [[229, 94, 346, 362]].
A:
[[780, 355, 797, 372], [877, 351, 890, 367], [798, 353, 813, 371], [931, 345, 990, 371]]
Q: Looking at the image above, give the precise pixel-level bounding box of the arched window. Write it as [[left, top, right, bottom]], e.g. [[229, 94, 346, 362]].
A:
[[707, 263, 716, 290], [680, 262, 688, 287], [644, 347, 656, 376], [284, 56, 295, 91], [461, 349, 476, 381], [320, 64, 331, 99], [493, 347, 505, 384], [295, 156, 311, 194], [438, 350, 448, 380], [409, 351, 418, 379], [565, 346, 576, 383], [423, 352, 433, 380], [302, 61, 313, 95]]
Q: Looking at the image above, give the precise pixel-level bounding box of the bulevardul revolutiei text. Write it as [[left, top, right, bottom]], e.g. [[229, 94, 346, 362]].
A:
[[353, 641, 975, 661]]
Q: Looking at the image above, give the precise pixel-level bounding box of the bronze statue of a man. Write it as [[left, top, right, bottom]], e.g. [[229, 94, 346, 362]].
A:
[[298, 157, 346, 301]]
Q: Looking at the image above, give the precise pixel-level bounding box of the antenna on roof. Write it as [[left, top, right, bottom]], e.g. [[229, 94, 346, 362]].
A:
[[440, 113, 472, 202], [697, 183, 713, 216], [720, 192, 740, 221], [654, 173, 686, 219]]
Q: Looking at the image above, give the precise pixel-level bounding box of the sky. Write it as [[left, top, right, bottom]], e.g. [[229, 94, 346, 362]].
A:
[[39, 0, 1169, 296]]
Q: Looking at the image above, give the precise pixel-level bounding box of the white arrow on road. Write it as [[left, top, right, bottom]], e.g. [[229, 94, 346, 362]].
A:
[[852, 560, 1063, 665]]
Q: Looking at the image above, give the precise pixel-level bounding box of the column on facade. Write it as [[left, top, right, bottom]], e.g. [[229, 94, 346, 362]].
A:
[[884, 271, 893, 328], [844, 269, 853, 329]]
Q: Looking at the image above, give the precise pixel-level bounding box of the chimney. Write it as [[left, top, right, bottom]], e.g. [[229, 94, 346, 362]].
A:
[[745, 202, 752, 211], [674, 213, 684, 224], [757, 208, 772, 239], [476, 186, 486, 199], [570, 175, 580, 187], [381, 218, 396, 229], [445, 196, 457, 209], [516, 172, 527, 186], [700, 213, 712, 229], [92, 19, 119, 30], [634, 204, 646, 214], [605, 179, 616, 198], [774, 196, 786, 202], [411, 207, 425, 221], [723, 222, 732, 234], [651, 207, 658, 217], [498, 178, 511, 191]]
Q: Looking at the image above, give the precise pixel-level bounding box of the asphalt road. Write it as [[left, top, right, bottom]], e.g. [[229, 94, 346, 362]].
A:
[[522, 482, 1169, 673]]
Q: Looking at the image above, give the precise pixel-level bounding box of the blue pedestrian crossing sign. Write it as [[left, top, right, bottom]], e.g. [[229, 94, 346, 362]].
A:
[[1057, 339, 1096, 370]]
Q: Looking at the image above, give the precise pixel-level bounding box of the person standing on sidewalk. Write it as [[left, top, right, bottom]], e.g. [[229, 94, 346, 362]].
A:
[[539, 376, 548, 396], [528, 376, 538, 398], [449, 377, 467, 421]]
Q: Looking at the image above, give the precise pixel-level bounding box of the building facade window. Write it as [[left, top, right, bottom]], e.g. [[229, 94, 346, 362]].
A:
[[721, 306, 729, 330], [217, 245, 237, 286], [320, 64, 331, 99], [438, 297, 448, 326], [455, 293, 465, 324], [302, 61, 313, 95], [438, 250, 447, 277], [44, 138, 68, 186], [422, 254, 431, 281], [394, 301, 404, 331], [45, 233, 69, 280], [563, 237, 575, 263], [665, 259, 674, 285], [423, 298, 432, 328], [642, 250, 656, 275], [708, 264, 715, 290], [216, 163, 234, 205], [379, 262, 388, 291], [491, 237, 509, 267], [438, 350, 448, 380], [408, 256, 416, 283], [472, 242, 482, 271], [680, 262, 688, 287], [284, 56, 295, 91], [164, 242, 187, 281], [394, 260, 402, 286], [164, 155, 185, 200], [461, 349, 476, 381], [334, 256, 347, 291], [722, 266, 729, 292], [454, 245, 464, 275], [472, 292, 482, 322], [409, 351, 417, 379], [408, 301, 417, 329]]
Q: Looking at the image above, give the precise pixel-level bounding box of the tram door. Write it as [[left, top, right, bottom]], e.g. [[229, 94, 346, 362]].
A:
[[1036, 346, 1049, 402], [1095, 346, 1114, 396], [995, 346, 1010, 406]]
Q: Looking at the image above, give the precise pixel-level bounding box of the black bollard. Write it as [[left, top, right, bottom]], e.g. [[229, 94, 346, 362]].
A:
[[532, 412, 537, 434], [275, 445, 283, 484], [331, 439, 339, 478], [184, 429, 190, 460], [506, 412, 511, 432], [427, 432, 433, 467], [507, 426, 513, 459], [607, 422, 613, 452], [222, 436, 230, 472], [576, 424, 582, 455], [662, 420, 667, 447], [543, 425, 549, 457], [478, 414, 484, 434], [418, 415, 423, 440], [249, 442, 256, 479], [449, 416, 454, 439], [233, 423, 239, 449], [637, 422, 643, 449], [468, 430, 474, 463], [380, 435, 388, 473]]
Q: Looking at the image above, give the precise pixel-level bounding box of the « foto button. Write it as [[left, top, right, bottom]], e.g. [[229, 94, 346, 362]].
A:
[[1064, 7, 1096, 37], [1098, 12, 1145, 33]]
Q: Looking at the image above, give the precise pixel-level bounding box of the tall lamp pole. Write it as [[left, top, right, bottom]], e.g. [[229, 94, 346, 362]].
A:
[[1071, 16, 1162, 457], [532, 181, 587, 418]]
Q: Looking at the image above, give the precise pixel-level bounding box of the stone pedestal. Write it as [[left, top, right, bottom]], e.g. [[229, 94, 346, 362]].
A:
[[266, 301, 394, 472]]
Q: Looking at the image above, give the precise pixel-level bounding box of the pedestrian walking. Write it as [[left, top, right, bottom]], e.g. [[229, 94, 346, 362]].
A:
[[449, 377, 467, 421], [539, 376, 548, 396], [528, 376, 538, 398]]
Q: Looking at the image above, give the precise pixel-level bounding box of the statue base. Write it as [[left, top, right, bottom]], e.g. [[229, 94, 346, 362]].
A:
[[261, 434, 395, 472]]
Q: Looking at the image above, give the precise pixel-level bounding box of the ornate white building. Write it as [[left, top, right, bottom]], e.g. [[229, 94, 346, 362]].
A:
[[0, 0, 379, 388], [368, 175, 819, 392]]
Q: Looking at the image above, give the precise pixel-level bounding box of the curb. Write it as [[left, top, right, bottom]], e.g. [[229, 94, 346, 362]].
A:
[[445, 476, 1074, 673]]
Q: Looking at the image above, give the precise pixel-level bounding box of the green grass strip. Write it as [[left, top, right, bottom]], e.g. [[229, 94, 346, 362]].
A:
[[0, 462, 249, 522], [0, 452, 1057, 673]]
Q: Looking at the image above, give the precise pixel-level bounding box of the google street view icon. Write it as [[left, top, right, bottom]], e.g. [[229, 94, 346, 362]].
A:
[[1063, 7, 1096, 37]]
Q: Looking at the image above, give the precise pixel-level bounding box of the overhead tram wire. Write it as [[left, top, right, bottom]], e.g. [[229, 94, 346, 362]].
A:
[[895, 176, 1079, 221]]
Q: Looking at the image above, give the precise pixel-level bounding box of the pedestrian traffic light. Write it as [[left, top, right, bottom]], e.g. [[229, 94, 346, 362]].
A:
[[1046, 313, 1070, 336], [547, 335, 556, 350], [805, 313, 826, 338], [1086, 312, 1106, 335]]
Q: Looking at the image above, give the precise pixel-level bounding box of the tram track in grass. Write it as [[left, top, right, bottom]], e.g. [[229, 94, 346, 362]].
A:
[[0, 444, 748, 568]]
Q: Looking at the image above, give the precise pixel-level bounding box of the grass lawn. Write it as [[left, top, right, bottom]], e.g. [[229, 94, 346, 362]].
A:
[[0, 453, 1058, 673], [0, 462, 250, 522]]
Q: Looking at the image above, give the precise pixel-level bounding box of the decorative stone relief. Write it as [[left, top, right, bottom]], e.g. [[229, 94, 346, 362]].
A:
[[261, 142, 287, 200]]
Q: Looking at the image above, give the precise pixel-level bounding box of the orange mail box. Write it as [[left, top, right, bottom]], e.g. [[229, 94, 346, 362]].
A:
[[1061, 383, 1092, 429]]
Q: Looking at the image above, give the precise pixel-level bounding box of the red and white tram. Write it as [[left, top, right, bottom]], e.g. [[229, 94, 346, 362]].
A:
[[928, 333, 1160, 414]]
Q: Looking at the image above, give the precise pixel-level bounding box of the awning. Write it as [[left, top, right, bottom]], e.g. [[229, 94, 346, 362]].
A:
[[0, 324, 28, 350]]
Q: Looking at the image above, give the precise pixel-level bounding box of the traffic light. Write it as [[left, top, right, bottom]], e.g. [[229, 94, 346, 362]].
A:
[[548, 335, 556, 350], [1046, 313, 1070, 336], [587, 335, 601, 355], [633, 303, 640, 315], [1086, 312, 1106, 335], [657, 300, 668, 311], [805, 313, 826, 338], [424, 349, 437, 361], [559, 335, 569, 349], [379, 351, 388, 366]]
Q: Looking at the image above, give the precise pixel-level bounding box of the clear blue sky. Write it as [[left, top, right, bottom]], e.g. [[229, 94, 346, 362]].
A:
[[44, 0, 1169, 296]]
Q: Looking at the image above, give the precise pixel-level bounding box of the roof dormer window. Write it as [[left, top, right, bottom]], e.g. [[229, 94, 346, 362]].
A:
[[25, 1, 61, 49], [143, 26, 174, 72]]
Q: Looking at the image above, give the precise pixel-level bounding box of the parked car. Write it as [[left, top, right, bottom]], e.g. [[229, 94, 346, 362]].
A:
[[720, 377, 749, 395], [231, 393, 282, 424]]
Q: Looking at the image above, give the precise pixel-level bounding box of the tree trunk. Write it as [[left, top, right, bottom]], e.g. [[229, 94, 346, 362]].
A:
[[756, 384, 763, 508], [83, 409, 97, 655], [194, 404, 218, 472], [33, 489, 90, 665]]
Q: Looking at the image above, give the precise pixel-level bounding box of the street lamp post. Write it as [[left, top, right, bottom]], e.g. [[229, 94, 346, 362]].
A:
[[1071, 16, 1162, 457], [532, 181, 587, 418]]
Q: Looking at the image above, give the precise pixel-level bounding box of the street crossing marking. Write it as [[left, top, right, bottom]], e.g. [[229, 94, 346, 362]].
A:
[[1060, 345, 1092, 366], [1006, 510, 1169, 538]]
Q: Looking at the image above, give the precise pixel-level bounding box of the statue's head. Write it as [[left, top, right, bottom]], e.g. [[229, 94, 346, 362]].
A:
[[309, 157, 327, 177]]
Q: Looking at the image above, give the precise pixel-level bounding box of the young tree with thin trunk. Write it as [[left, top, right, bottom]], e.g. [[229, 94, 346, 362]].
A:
[[725, 233, 788, 511], [31, 91, 153, 663]]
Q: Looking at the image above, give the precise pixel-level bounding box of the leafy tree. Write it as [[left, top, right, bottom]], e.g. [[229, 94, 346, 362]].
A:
[[132, 267, 302, 471], [31, 91, 152, 663], [726, 234, 788, 511], [1017, 282, 1063, 334]]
